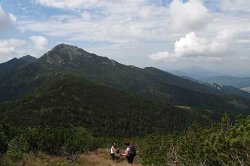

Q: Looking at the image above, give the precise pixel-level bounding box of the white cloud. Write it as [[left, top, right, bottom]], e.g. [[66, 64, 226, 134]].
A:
[[138, 7, 152, 20], [149, 51, 178, 62], [0, 39, 26, 61], [27, 0, 250, 46], [0, 36, 50, 62], [149, 51, 173, 62], [220, 0, 250, 13], [35, 0, 121, 10], [15, 0, 250, 72], [19, 1, 170, 43], [169, 0, 212, 32], [0, 4, 16, 30], [149, 30, 235, 62], [35, 0, 94, 9], [174, 30, 235, 57], [174, 32, 207, 57], [30, 35, 48, 49]]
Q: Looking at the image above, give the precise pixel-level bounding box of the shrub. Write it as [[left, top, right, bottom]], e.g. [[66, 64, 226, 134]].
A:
[[6, 136, 29, 159], [138, 116, 250, 166]]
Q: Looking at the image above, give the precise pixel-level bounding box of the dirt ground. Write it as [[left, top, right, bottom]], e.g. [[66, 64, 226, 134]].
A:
[[7, 149, 142, 166]]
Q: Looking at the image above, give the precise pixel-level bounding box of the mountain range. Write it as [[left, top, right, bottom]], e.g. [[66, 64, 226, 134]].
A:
[[171, 67, 225, 79], [172, 67, 250, 92], [199, 76, 250, 92], [0, 44, 249, 136]]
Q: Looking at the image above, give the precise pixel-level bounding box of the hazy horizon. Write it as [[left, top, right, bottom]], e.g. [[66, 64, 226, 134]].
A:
[[1, 0, 250, 76]]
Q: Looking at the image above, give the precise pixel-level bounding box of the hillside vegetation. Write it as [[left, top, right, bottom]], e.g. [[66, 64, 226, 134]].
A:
[[0, 76, 214, 137], [0, 44, 250, 165], [1, 44, 250, 115], [0, 116, 249, 166]]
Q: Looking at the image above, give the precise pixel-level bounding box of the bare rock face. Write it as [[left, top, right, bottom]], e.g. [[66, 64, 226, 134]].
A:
[[41, 43, 93, 66], [39, 43, 119, 70], [46, 53, 63, 65]]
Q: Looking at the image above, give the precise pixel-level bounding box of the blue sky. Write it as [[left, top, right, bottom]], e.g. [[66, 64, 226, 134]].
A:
[[1, 0, 250, 76]]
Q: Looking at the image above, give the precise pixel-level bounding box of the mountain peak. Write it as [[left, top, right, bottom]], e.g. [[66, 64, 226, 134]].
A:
[[19, 55, 37, 63], [51, 43, 91, 55], [52, 43, 79, 51], [38, 43, 122, 70], [40, 43, 92, 65], [8, 57, 19, 62]]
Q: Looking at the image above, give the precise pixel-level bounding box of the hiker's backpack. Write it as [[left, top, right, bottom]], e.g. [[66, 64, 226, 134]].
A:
[[129, 145, 136, 157]]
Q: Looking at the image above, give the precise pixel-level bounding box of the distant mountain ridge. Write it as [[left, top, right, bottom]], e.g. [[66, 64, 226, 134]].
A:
[[20, 55, 37, 63], [171, 67, 225, 78], [0, 43, 250, 136], [0, 44, 250, 136], [0, 44, 249, 109], [38, 44, 250, 100], [0, 56, 37, 80], [200, 76, 250, 89], [171, 67, 250, 90]]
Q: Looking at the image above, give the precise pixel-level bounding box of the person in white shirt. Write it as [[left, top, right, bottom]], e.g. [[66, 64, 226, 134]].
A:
[[110, 143, 119, 161]]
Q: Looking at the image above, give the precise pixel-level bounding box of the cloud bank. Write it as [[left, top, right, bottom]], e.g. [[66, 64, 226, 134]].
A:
[[220, 0, 250, 13], [35, 0, 104, 9], [174, 30, 234, 57], [30, 35, 48, 50], [0, 39, 26, 61], [169, 0, 212, 32], [0, 0, 250, 74], [149, 30, 235, 62], [0, 4, 16, 30]]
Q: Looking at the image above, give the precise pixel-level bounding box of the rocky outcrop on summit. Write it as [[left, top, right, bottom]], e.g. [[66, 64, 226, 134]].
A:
[[39, 44, 119, 69], [40, 44, 92, 65]]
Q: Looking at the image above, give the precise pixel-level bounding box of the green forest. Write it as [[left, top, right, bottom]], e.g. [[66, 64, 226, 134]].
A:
[[0, 115, 249, 165], [0, 44, 250, 165]]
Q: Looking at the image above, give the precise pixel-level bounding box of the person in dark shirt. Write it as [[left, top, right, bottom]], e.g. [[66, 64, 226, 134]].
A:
[[121, 142, 135, 165]]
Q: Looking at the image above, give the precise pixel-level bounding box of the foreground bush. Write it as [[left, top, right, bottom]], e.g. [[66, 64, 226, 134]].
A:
[[0, 115, 249, 166], [0, 126, 102, 158], [138, 115, 250, 166]]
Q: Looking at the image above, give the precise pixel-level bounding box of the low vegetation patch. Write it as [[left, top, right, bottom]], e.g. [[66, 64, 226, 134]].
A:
[[0, 115, 249, 166]]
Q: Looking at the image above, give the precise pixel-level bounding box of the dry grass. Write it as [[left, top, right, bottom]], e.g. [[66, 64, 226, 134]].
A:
[[77, 149, 142, 166], [5, 149, 142, 166], [175, 106, 192, 110]]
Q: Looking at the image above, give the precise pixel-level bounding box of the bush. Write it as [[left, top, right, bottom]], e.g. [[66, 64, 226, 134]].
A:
[[0, 124, 15, 154], [65, 127, 93, 154], [137, 135, 174, 166], [0, 155, 14, 166], [6, 136, 29, 159], [138, 115, 250, 166], [0, 115, 249, 165]]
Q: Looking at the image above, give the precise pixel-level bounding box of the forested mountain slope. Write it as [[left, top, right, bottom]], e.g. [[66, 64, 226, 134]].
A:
[[0, 44, 249, 115], [0, 76, 215, 136]]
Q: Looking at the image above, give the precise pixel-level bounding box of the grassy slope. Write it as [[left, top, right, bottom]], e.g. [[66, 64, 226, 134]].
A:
[[2, 149, 142, 166]]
